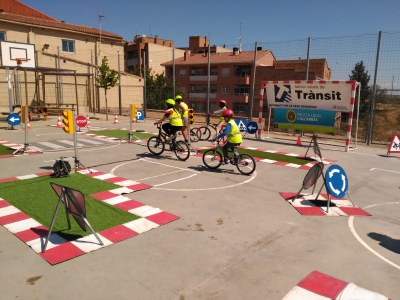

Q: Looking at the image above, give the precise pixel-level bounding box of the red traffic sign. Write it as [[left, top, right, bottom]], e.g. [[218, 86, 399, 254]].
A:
[[75, 115, 88, 128]]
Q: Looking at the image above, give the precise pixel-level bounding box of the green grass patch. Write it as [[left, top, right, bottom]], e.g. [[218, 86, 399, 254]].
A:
[[0, 144, 14, 155], [198, 148, 314, 165], [0, 173, 140, 240], [89, 129, 153, 140]]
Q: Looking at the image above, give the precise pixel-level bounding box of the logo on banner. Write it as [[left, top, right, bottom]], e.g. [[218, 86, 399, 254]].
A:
[[274, 84, 292, 103], [286, 110, 296, 123]]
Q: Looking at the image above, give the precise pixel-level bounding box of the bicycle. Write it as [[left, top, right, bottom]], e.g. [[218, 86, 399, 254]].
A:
[[147, 123, 190, 161], [202, 139, 256, 175], [176, 127, 200, 143], [195, 114, 224, 141]]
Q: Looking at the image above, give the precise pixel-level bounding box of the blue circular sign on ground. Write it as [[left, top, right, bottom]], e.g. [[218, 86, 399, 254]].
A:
[[325, 164, 348, 198], [7, 113, 21, 126], [247, 121, 258, 134]]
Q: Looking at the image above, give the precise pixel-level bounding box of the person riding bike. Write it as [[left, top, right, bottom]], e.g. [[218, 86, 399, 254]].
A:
[[154, 99, 183, 140], [213, 99, 228, 134], [175, 95, 189, 142], [216, 109, 242, 164]]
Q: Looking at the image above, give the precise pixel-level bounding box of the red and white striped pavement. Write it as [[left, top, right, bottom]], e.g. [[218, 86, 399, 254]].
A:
[[0, 140, 41, 157], [279, 192, 371, 216], [0, 169, 179, 265], [283, 270, 390, 299]]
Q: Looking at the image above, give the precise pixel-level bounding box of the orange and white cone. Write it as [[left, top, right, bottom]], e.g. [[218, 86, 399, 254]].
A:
[[56, 114, 63, 128], [26, 122, 31, 130], [113, 114, 119, 124], [86, 115, 90, 127], [296, 135, 302, 146]]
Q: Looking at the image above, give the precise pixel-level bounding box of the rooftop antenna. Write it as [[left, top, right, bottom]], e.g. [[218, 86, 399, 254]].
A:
[[238, 22, 243, 52], [98, 13, 105, 55]]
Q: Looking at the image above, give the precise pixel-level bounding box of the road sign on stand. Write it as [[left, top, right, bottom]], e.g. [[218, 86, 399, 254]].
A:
[[387, 133, 400, 156], [75, 115, 88, 129], [247, 121, 258, 134], [325, 165, 348, 199], [235, 119, 248, 132], [7, 113, 21, 126]]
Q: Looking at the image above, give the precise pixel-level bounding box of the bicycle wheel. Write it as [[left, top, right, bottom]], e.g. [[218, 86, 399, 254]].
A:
[[236, 154, 256, 175], [190, 128, 200, 142], [174, 141, 190, 161], [147, 137, 165, 155], [202, 149, 222, 169], [197, 126, 211, 141]]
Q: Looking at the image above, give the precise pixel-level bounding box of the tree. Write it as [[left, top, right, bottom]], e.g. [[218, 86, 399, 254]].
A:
[[96, 56, 119, 120], [349, 61, 371, 109]]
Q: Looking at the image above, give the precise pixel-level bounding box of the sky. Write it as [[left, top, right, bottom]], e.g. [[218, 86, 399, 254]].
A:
[[22, 0, 400, 48]]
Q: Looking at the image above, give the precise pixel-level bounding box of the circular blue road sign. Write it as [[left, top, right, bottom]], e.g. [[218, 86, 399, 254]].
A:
[[247, 121, 258, 134], [7, 113, 21, 126], [325, 164, 348, 198]]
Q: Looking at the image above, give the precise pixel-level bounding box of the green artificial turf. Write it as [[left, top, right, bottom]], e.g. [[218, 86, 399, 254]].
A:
[[89, 129, 153, 140], [198, 148, 314, 165], [0, 173, 140, 240], [0, 144, 14, 155]]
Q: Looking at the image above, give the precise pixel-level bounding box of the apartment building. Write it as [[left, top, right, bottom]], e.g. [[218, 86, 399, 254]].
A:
[[163, 46, 331, 115], [0, 0, 143, 114]]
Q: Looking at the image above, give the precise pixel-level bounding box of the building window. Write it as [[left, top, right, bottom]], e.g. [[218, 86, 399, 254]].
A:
[[179, 69, 186, 76], [222, 68, 230, 76], [234, 85, 250, 95], [0, 32, 6, 41], [62, 39, 75, 52], [221, 86, 229, 94]]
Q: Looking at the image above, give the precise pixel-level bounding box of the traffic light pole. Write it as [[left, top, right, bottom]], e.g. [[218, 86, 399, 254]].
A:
[[71, 110, 91, 173], [13, 105, 42, 155]]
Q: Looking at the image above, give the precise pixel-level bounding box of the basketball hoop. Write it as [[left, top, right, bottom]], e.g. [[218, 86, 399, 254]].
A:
[[15, 58, 30, 66]]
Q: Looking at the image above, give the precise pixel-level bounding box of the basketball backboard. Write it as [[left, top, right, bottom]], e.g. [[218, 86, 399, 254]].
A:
[[0, 41, 36, 68]]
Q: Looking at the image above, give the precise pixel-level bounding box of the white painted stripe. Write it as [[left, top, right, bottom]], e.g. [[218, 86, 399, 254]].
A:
[[72, 234, 112, 253], [285, 153, 301, 157], [36, 141, 65, 149], [338, 282, 388, 299], [0, 206, 20, 217], [93, 173, 116, 180], [124, 218, 159, 234], [286, 163, 301, 168], [103, 195, 131, 205], [154, 173, 197, 187], [114, 180, 140, 186], [4, 218, 41, 233], [28, 233, 68, 253], [129, 206, 162, 217], [109, 187, 134, 195], [283, 286, 330, 300], [78, 138, 104, 145], [348, 203, 400, 271], [260, 159, 277, 163], [16, 174, 39, 180]]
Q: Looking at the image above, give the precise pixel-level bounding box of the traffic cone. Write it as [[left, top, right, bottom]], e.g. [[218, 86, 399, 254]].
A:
[[56, 114, 63, 128], [86, 115, 90, 127], [132, 117, 137, 123], [113, 114, 119, 124], [26, 122, 31, 130], [296, 135, 302, 146]]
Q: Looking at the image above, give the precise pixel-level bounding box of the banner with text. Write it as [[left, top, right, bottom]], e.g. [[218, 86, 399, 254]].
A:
[[264, 80, 355, 112], [274, 108, 336, 133]]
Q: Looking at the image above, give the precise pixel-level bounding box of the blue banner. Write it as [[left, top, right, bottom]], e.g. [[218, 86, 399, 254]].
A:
[[274, 108, 336, 132]]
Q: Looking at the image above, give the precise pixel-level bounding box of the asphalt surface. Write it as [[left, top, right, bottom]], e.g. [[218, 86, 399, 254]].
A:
[[0, 115, 399, 299]]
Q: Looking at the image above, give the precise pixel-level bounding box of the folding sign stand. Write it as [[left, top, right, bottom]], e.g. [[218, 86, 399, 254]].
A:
[[43, 182, 103, 252], [304, 134, 323, 162], [289, 162, 325, 202], [127, 104, 140, 143]]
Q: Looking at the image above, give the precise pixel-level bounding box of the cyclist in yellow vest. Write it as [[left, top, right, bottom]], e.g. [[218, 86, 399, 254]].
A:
[[154, 99, 183, 139], [175, 95, 189, 142], [216, 109, 242, 164]]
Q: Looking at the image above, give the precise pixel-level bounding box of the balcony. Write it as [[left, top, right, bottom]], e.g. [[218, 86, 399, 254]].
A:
[[189, 75, 218, 82], [189, 92, 217, 99]]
